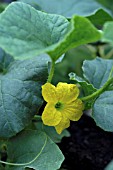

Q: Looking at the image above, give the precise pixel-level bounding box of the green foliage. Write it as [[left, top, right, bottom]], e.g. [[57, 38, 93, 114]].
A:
[[0, 0, 113, 169], [105, 160, 113, 170], [0, 2, 101, 61], [69, 57, 113, 129], [53, 45, 96, 84], [34, 117, 70, 143], [0, 55, 48, 138], [69, 72, 97, 96], [82, 57, 113, 89], [19, 0, 113, 19], [87, 9, 113, 26], [81, 58, 113, 131], [6, 130, 64, 170], [93, 91, 113, 131], [103, 21, 113, 45], [19, 0, 113, 26], [18, 0, 41, 10], [97, 0, 113, 15]]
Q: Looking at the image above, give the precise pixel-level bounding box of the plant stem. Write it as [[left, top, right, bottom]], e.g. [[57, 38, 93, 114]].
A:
[[32, 115, 42, 121], [47, 60, 55, 83], [80, 77, 113, 102]]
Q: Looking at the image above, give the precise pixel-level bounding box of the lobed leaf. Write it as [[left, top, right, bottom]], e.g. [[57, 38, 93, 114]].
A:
[[6, 130, 64, 170], [93, 91, 113, 131], [82, 57, 113, 89], [0, 2, 101, 61], [19, 0, 113, 19], [0, 55, 48, 138]]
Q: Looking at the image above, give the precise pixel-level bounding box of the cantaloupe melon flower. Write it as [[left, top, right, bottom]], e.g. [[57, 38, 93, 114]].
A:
[[42, 82, 84, 134]]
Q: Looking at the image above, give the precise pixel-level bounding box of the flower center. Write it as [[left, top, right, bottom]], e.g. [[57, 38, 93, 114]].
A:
[[55, 102, 63, 110]]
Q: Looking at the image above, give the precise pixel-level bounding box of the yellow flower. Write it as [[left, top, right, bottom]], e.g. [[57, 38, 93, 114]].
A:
[[42, 82, 84, 134]]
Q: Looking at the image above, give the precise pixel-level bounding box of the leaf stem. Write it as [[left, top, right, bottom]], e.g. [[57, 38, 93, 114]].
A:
[[108, 66, 113, 79], [80, 77, 113, 102], [32, 115, 42, 121], [47, 60, 55, 83]]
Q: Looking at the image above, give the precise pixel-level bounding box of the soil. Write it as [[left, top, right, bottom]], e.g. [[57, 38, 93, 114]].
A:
[[58, 114, 113, 170]]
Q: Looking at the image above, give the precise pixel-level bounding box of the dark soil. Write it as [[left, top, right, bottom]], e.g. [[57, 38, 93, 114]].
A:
[[58, 114, 113, 170]]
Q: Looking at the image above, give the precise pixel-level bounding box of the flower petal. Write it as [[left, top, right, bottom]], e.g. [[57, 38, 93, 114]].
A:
[[56, 82, 79, 103], [42, 103, 62, 126], [42, 83, 57, 102], [64, 99, 84, 121], [55, 115, 70, 134]]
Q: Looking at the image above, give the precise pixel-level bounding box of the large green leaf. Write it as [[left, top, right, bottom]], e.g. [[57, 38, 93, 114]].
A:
[[102, 21, 113, 45], [82, 57, 113, 89], [93, 91, 113, 131], [19, 0, 113, 18], [0, 2, 101, 61], [6, 130, 64, 170], [0, 55, 48, 138]]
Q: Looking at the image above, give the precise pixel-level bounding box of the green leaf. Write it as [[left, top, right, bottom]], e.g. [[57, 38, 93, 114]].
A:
[[0, 48, 14, 73], [105, 160, 113, 170], [87, 9, 113, 26], [0, 2, 101, 61], [34, 118, 70, 143], [69, 72, 97, 109], [19, 0, 113, 19], [18, 0, 41, 10], [82, 57, 113, 89], [69, 72, 97, 96], [93, 91, 113, 131], [102, 21, 113, 45], [53, 45, 96, 84], [97, 0, 113, 15], [0, 55, 48, 138], [6, 130, 64, 170]]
